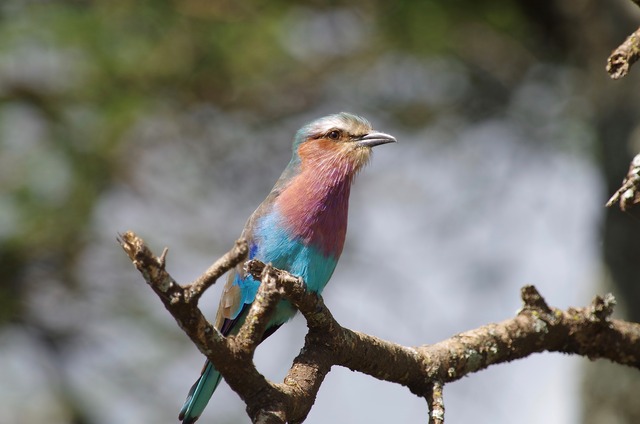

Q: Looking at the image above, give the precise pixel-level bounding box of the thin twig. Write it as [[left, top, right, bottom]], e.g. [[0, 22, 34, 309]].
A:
[[521, 285, 553, 314], [426, 381, 445, 424], [185, 238, 248, 302], [235, 264, 283, 353], [607, 27, 640, 79], [606, 153, 640, 211], [245, 259, 335, 331]]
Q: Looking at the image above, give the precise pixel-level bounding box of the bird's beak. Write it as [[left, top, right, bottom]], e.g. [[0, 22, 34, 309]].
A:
[[356, 131, 397, 148]]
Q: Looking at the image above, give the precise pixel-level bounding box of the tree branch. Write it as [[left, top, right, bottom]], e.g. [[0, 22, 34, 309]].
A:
[[425, 381, 445, 424], [117, 232, 278, 413], [185, 238, 248, 302], [235, 263, 284, 354], [119, 232, 640, 423], [607, 27, 640, 79], [606, 152, 640, 212]]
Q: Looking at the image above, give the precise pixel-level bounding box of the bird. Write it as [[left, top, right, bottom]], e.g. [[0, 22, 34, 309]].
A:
[[179, 112, 396, 423]]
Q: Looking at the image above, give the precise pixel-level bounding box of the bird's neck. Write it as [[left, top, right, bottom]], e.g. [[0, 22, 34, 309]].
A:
[[275, 159, 356, 258]]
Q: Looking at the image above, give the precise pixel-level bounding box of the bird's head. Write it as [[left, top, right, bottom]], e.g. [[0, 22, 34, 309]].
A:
[[290, 112, 396, 176], [270, 113, 395, 254]]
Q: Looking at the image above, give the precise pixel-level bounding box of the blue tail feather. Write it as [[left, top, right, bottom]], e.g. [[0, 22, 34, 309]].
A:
[[179, 361, 223, 424]]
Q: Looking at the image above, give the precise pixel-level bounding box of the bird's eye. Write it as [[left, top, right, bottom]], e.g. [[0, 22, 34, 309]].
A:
[[327, 130, 341, 140]]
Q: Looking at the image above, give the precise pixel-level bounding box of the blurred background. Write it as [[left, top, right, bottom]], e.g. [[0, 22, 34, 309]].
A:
[[1, 0, 640, 423]]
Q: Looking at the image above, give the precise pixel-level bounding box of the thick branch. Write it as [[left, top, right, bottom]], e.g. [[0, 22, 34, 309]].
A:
[[245, 260, 640, 421], [121, 234, 640, 424]]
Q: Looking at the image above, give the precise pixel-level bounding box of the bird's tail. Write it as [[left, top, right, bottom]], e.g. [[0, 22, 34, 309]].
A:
[[179, 360, 223, 424]]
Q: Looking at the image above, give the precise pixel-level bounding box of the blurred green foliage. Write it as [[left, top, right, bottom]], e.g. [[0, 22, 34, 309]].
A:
[[0, 0, 553, 324], [2, 0, 640, 422]]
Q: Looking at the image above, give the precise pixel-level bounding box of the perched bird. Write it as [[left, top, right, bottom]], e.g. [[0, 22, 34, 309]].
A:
[[179, 112, 396, 423]]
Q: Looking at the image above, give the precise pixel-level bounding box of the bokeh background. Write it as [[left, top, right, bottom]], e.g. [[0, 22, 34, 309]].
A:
[[2, 1, 640, 423]]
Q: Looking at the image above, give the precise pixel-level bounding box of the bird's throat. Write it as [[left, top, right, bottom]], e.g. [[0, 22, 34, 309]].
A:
[[276, 166, 354, 258]]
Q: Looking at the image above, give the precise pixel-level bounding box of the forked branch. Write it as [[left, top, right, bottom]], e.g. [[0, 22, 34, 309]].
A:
[[119, 231, 640, 424]]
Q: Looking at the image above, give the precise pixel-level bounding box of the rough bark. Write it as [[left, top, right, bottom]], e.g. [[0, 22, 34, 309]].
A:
[[118, 231, 640, 424], [608, 27, 640, 79]]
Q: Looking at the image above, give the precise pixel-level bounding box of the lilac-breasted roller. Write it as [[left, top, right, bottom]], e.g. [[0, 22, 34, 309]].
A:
[[179, 112, 396, 423]]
